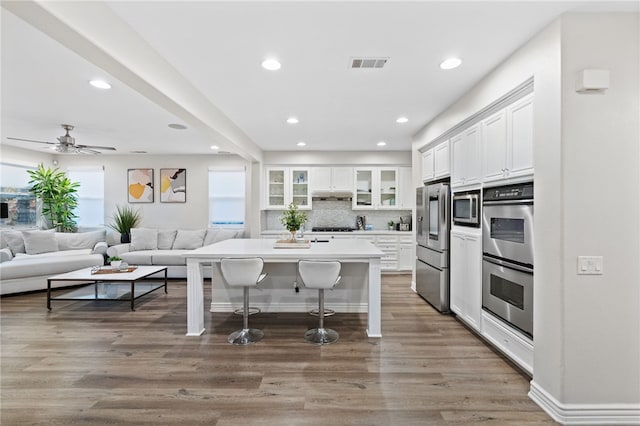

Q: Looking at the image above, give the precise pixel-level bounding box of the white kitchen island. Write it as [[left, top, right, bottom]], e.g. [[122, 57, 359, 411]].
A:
[[184, 238, 384, 338]]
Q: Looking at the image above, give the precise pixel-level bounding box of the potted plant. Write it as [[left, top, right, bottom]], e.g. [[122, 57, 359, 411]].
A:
[[279, 202, 307, 242], [387, 220, 395, 231], [27, 163, 79, 232], [108, 256, 123, 269], [108, 205, 141, 243]]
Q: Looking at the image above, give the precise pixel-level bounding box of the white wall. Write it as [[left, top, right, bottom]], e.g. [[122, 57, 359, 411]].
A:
[[52, 153, 251, 231], [263, 150, 411, 166], [412, 11, 640, 420], [0, 144, 55, 167], [559, 13, 639, 405]]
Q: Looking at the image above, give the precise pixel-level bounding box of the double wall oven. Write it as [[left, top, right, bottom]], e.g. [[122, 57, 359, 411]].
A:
[[482, 182, 534, 338]]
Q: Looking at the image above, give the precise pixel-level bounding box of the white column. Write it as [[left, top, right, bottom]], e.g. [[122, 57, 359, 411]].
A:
[[186, 258, 205, 336], [367, 257, 382, 338]]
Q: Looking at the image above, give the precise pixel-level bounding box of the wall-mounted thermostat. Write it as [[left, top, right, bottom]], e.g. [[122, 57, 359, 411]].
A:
[[576, 69, 610, 93]]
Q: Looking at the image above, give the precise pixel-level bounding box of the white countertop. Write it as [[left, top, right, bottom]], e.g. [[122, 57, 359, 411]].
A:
[[185, 238, 384, 260], [261, 230, 412, 236]]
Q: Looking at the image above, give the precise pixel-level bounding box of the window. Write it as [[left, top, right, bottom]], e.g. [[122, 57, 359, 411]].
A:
[[208, 168, 245, 227], [0, 162, 37, 228], [67, 166, 104, 228]]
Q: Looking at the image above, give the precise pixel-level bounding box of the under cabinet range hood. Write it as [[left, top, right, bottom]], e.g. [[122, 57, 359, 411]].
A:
[[311, 190, 353, 201]]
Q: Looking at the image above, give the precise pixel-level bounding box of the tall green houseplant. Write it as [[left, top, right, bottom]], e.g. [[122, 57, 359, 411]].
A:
[[27, 163, 79, 232]]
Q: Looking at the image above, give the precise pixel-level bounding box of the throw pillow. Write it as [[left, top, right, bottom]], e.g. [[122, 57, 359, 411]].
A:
[[0, 247, 13, 263], [1, 230, 26, 255], [157, 229, 177, 250], [203, 228, 238, 246], [172, 229, 206, 249], [55, 229, 106, 251], [22, 229, 59, 255], [130, 228, 158, 251]]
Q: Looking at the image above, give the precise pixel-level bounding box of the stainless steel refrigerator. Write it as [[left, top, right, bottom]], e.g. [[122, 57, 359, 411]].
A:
[[415, 181, 450, 313]]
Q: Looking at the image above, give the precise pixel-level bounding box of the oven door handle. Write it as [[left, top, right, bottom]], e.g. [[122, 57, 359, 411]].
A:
[[483, 200, 533, 206], [483, 255, 533, 274]]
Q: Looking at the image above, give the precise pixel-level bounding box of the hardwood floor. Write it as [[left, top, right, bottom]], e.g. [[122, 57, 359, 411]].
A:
[[1, 275, 555, 425]]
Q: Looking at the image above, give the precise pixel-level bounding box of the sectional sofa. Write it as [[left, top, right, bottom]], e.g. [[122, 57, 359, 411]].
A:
[[0, 229, 107, 295], [106, 227, 243, 278]]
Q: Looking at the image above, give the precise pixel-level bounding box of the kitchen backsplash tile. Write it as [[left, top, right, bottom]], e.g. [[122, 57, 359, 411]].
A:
[[263, 200, 411, 231]]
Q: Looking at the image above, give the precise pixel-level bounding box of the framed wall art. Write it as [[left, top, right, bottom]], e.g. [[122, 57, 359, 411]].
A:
[[160, 168, 186, 203], [128, 168, 154, 203]]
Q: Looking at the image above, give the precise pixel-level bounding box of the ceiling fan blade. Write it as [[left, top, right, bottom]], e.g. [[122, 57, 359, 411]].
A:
[[77, 147, 102, 154], [76, 144, 116, 151], [7, 137, 56, 145]]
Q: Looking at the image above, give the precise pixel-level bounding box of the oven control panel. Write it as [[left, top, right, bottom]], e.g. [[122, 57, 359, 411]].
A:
[[484, 182, 533, 202]]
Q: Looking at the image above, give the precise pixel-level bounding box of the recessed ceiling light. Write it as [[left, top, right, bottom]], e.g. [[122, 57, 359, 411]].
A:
[[440, 57, 462, 70], [89, 79, 111, 89], [210, 145, 220, 150], [261, 58, 281, 71], [286, 117, 299, 124], [297, 141, 306, 147], [168, 123, 187, 130], [396, 117, 409, 124], [377, 141, 387, 147]]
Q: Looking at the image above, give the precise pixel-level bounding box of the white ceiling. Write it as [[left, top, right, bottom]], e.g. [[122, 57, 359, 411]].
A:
[[1, 1, 637, 159]]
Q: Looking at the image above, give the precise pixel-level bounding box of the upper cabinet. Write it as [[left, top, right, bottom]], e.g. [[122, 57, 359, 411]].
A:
[[483, 94, 534, 183], [264, 167, 311, 210], [421, 140, 450, 183], [354, 167, 400, 210], [310, 167, 353, 194], [451, 124, 482, 188]]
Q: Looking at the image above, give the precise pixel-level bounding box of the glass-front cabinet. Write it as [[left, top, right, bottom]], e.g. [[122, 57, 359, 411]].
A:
[[353, 167, 398, 210], [264, 167, 311, 209]]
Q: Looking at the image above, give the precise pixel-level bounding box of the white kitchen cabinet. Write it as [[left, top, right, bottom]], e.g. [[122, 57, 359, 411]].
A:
[[433, 140, 451, 179], [421, 149, 434, 182], [310, 167, 353, 193], [482, 94, 534, 183], [353, 168, 399, 210], [397, 235, 414, 271], [482, 109, 508, 182], [451, 124, 482, 188], [482, 310, 533, 375], [450, 229, 482, 331], [421, 140, 450, 183], [264, 167, 311, 210]]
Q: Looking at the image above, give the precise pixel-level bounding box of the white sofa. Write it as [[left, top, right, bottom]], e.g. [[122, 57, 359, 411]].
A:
[[0, 229, 107, 295], [106, 227, 243, 278]]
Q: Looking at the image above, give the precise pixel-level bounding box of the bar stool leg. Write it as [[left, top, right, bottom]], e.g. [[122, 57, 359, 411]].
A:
[[228, 287, 264, 345], [304, 289, 339, 345]]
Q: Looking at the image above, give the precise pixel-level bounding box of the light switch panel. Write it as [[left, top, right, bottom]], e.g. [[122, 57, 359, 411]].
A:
[[577, 256, 604, 275]]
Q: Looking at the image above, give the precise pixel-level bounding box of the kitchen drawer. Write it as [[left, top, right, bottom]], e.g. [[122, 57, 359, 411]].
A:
[[399, 236, 414, 244], [381, 261, 397, 271], [481, 310, 533, 375], [377, 235, 399, 243], [354, 235, 376, 242]]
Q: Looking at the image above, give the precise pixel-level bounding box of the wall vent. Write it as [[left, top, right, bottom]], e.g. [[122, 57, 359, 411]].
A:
[[350, 57, 388, 69]]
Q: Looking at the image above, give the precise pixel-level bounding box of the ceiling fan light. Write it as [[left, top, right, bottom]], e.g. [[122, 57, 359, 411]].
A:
[[89, 79, 111, 89]]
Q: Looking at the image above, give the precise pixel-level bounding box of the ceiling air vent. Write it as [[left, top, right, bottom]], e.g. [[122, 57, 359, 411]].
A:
[[350, 57, 388, 69]]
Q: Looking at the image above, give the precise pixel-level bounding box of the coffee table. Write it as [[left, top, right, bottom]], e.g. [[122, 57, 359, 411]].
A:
[[47, 265, 168, 311]]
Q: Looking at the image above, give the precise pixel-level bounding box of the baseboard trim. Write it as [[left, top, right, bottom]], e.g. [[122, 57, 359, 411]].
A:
[[210, 302, 368, 313], [529, 381, 640, 425]]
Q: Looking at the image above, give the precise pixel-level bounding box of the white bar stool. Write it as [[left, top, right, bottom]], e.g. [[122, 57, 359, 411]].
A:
[[220, 258, 267, 345], [298, 260, 342, 345]]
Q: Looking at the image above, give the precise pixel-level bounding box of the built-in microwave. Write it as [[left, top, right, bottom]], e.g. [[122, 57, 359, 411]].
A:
[[452, 190, 480, 227]]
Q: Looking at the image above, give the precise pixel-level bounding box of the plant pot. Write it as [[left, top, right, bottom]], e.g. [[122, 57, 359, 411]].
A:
[[111, 260, 122, 269], [121, 233, 131, 243]]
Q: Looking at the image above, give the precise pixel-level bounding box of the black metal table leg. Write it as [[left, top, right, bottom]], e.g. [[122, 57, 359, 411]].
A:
[[164, 268, 168, 293], [47, 279, 52, 310], [130, 280, 135, 311]]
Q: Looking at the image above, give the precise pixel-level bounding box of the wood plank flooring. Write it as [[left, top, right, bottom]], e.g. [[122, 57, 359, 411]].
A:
[[1, 275, 556, 425]]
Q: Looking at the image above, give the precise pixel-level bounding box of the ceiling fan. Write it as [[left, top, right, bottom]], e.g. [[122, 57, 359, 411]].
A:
[[7, 124, 116, 154]]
